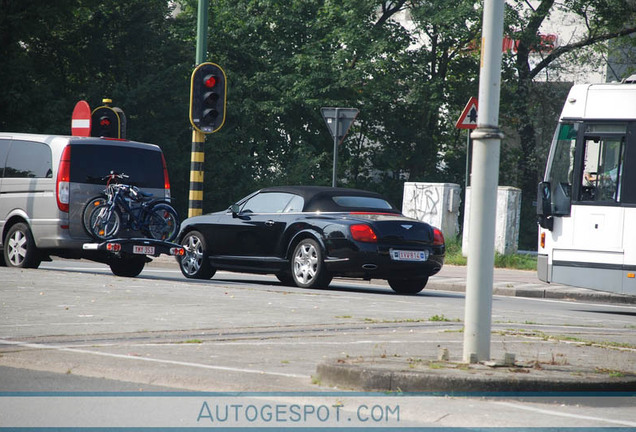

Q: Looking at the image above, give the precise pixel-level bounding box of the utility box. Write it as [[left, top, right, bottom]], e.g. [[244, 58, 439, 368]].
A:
[[402, 182, 461, 239], [462, 186, 521, 256]]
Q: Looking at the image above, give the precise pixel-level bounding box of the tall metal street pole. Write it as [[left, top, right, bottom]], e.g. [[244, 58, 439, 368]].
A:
[[332, 108, 340, 187], [462, 0, 505, 363], [188, 0, 209, 218]]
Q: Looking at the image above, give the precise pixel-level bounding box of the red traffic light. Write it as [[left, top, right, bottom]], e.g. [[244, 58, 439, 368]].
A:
[[190, 62, 227, 134], [91, 106, 122, 138], [204, 75, 217, 88]]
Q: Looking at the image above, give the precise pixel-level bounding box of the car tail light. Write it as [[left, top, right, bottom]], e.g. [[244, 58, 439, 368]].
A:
[[161, 153, 171, 200], [56, 145, 71, 212], [433, 228, 445, 246], [170, 247, 185, 256], [350, 224, 377, 243]]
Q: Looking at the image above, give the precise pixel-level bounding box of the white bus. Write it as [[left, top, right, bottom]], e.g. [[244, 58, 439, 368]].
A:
[[537, 76, 636, 296]]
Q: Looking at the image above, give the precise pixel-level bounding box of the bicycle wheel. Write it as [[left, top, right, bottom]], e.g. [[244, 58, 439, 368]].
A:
[[87, 203, 121, 240], [145, 203, 179, 241], [83, 196, 107, 236]]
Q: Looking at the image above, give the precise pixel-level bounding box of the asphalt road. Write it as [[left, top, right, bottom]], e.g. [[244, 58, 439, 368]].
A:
[[1, 258, 635, 428]]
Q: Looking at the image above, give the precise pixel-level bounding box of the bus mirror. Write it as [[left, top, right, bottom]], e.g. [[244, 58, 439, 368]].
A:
[[536, 181, 552, 217], [537, 181, 554, 230]]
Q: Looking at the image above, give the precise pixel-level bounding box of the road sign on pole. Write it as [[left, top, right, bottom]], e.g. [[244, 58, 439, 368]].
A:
[[71, 100, 92, 137], [456, 97, 478, 129], [321, 107, 359, 188], [321, 107, 359, 144]]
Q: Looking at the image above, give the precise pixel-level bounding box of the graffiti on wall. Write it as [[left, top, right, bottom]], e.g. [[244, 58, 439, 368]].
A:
[[404, 183, 440, 222]]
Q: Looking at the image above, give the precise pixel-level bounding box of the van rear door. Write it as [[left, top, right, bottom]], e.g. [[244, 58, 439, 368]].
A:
[[67, 140, 168, 240]]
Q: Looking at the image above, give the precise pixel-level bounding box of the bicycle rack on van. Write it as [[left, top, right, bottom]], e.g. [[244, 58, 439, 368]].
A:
[[83, 238, 185, 257]]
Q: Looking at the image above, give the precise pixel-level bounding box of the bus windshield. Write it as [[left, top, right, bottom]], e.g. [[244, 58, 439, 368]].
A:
[[544, 122, 577, 215]]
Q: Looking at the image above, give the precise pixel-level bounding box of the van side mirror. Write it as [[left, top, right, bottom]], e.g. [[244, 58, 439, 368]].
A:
[[537, 181, 553, 230]]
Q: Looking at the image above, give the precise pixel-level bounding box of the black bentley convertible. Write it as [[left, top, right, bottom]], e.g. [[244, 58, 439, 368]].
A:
[[177, 186, 445, 294]]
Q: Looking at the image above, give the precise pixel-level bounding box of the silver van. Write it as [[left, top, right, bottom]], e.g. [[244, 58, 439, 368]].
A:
[[0, 133, 172, 275]]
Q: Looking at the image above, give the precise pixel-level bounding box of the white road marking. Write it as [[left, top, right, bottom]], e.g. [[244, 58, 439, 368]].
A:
[[0, 339, 309, 379]]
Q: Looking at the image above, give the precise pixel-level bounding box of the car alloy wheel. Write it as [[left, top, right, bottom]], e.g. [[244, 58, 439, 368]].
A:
[[179, 231, 215, 279], [4, 222, 41, 269], [291, 238, 331, 288]]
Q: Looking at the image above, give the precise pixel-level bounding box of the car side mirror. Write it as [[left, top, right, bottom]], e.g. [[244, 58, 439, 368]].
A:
[[230, 203, 240, 218]]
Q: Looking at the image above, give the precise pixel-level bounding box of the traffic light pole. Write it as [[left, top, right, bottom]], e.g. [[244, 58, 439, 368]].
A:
[[188, 0, 209, 218]]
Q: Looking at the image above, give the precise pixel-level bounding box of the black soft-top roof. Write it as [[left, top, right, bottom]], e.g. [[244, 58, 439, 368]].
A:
[[258, 185, 400, 213]]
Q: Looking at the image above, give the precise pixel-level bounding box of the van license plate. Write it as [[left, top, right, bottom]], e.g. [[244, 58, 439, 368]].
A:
[[133, 245, 155, 255], [390, 249, 429, 262]]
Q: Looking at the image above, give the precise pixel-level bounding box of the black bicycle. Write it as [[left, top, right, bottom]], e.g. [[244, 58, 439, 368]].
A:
[[83, 172, 179, 242]]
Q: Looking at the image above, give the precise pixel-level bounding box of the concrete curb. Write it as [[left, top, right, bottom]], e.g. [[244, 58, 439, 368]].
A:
[[316, 359, 636, 392], [425, 281, 636, 304]]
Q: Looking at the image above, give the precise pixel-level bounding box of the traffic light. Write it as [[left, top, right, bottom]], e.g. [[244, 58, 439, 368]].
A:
[[190, 62, 227, 134], [91, 99, 126, 138]]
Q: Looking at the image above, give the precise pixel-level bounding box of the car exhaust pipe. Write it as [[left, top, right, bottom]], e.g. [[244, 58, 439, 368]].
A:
[[362, 264, 377, 270]]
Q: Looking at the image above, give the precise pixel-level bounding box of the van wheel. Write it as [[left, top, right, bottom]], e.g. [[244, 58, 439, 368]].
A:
[[109, 256, 145, 277], [388, 277, 428, 295], [4, 223, 42, 269]]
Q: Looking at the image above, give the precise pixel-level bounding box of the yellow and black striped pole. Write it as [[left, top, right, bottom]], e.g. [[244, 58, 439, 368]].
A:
[[188, 130, 206, 217]]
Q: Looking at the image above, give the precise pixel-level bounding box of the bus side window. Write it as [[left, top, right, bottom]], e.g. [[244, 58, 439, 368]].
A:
[[579, 136, 624, 203]]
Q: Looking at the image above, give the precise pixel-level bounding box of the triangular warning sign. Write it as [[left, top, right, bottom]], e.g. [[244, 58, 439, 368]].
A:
[[456, 97, 478, 129]]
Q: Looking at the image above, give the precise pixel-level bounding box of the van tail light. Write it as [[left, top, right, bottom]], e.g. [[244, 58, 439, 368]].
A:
[[433, 228, 445, 246], [161, 153, 171, 200], [350, 224, 377, 243], [540, 232, 546, 249], [56, 145, 71, 212], [106, 242, 121, 252]]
